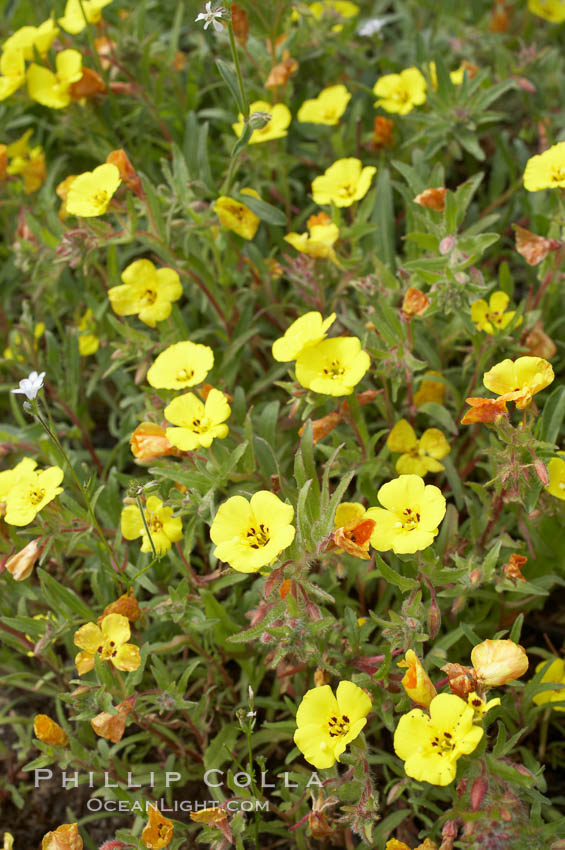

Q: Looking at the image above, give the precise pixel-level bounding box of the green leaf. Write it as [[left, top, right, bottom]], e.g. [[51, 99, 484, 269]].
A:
[[417, 402, 458, 435], [204, 723, 240, 771], [37, 568, 94, 620], [216, 58, 244, 113], [367, 553, 419, 592], [538, 385, 565, 445], [232, 192, 286, 226]]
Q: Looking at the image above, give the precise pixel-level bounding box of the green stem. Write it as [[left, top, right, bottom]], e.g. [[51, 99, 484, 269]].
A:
[[227, 20, 249, 119], [135, 494, 158, 560]]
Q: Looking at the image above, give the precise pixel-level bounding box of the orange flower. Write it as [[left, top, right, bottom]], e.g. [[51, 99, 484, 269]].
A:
[[34, 714, 68, 746], [99, 588, 140, 624], [525, 322, 557, 359], [461, 397, 508, 425], [514, 224, 561, 266], [489, 1, 509, 31], [299, 411, 341, 444], [331, 517, 375, 560], [231, 3, 249, 44], [91, 702, 132, 743], [371, 115, 394, 149], [265, 50, 298, 88], [502, 554, 527, 583], [106, 149, 143, 198], [413, 187, 447, 212], [0, 144, 7, 181], [141, 807, 174, 849], [42, 824, 83, 850], [398, 650, 437, 708], [69, 67, 105, 100], [402, 287, 429, 316], [130, 422, 179, 460]]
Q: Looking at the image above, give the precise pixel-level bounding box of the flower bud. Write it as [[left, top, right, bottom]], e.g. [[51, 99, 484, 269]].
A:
[[130, 422, 178, 460], [98, 842, 129, 850], [4, 539, 44, 581], [471, 639, 529, 686], [534, 459, 549, 486], [34, 715, 68, 747], [398, 649, 437, 708], [427, 600, 441, 640], [106, 150, 143, 197], [439, 235, 456, 255], [41, 824, 83, 850], [470, 776, 488, 811]]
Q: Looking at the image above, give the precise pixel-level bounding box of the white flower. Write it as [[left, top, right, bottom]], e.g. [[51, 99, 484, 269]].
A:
[[11, 371, 46, 401], [195, 2, 224, 32], [357, 16, 392, 36]]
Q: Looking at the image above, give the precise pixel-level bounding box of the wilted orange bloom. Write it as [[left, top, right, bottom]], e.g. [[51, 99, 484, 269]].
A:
[[489, 1, 509, 32], [172, 50, 186, 71], [190, 806, 228, 825], [332, 517, 375, 559], [502, 554, 527, 583], [130, 422, 178, 460], [4, 539, 44, 581], [141, 807, 174, 849], [107, 149, 143, 197], [69, 68, 105, 100], [94, 36, 115, 69], [99, 588, 140, 623], [525, 322, 557, 359], [309, 810, 333, 838], [461, 396, 508, 425], [265, 50, 298, 88], [42, 824, 83, 850], [280, 579, 292, 599], [414, 187, 447, 212], [231, 3, 249, 44], [471, 639, 529, 686], [0, 144, 7, 181], [398, 649, 437, 707], [371, 115, 394, 149], [314, 667, 330, 687], [34, 714, 68, 746], [440, 662, 477, 699], [91, 702, 132, 743], [514, 224, 561, 266], [402, 287, 429, 316], [300, 411, 342, 444]]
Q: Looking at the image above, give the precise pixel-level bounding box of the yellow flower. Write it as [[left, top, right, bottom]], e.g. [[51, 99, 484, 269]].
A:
[[482, 356, 554, 409], [164, 388, 230, 451], [471, 291, 521, 334], [3, 465, 64, 526], [366, 474, 446, 555], [141, 806, 174, 849], [27, 49, 83, 109], [294, 681, 371, 769], [0, 49, 26, 101], [0, 457, 38, 504], [524, 142, 565, 191], [386, 419, 450, 476], [467, 692, 501, 720], [332, 502, 375, 559], [398, 650, 437, 708], [5, 539, 43, 581], [528, 0, 565, 22], [312, 157, 376, 207], [532, 658, 565, 710], [66, 163, 120, 216], [334, 502, 366, 528], [272, 311, 336, 362], [3, 833, 14, 850], [121, 495, 183, 556], [108, 259, 182, 327], [546, 455, 565, 500], [2, 18, 59, 58], [77, 309, 99, 355], [41, 823, 83, 850], [7, 140, 47, 193], [214, 188, 260, 239], [285, 212, 339, 261], [413, 371, 445, 407], [471, 639, 529, 686], [33, 714, 68, 747], [73, 612, 141, 676], [297, 85, 351, 125], [210, 491, 295, 573], [295, 337, 370, 396], [373, 67, 427, 115], [146, 340, 214, 389], [307, 1, 360, 19], [394, 693, 483, 786], [59, 0, 113, 34], [233, 100, 291, 144], [428, 61, 468, 89]]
